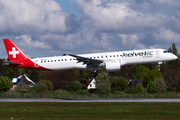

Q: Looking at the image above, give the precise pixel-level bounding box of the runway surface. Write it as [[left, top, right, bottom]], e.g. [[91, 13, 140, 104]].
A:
[[1, 98, 180, 102]]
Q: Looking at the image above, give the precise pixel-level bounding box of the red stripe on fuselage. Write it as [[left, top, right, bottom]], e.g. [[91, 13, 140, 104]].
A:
[[10, 59, 51, 70]]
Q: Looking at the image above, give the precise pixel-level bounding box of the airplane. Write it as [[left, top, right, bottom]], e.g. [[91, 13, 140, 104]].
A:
[[2, 39, 178, 77]]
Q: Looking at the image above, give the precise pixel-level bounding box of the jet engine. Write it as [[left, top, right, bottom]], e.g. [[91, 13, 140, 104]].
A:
[[105, 60, 121, 72]]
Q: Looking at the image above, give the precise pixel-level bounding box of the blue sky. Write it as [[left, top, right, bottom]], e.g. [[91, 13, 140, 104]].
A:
[[55, 0, 81, 18], [0, 0, 180, 58]]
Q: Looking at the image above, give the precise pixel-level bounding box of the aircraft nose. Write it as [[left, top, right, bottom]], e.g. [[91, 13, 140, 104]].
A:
[[173, 55, 178, 60]]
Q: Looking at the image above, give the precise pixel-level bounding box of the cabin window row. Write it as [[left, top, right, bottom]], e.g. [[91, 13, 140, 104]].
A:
[[40, 54, 121, 63], [41, 58, 77, 63], [41, 59, 67, 63], [90, 55, 121, 59]]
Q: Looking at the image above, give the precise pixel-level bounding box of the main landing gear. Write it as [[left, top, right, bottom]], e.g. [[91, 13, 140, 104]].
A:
[[91, 72, 97, 78]]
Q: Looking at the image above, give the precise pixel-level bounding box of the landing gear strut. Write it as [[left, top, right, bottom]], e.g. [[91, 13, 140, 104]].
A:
[[91, 72, 97, 77]]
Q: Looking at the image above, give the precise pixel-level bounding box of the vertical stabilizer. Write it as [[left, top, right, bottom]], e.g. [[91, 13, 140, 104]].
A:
[[3, 39, 27, 62]]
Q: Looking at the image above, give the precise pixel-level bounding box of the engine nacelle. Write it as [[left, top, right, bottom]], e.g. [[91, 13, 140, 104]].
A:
[[105, 60, 121, 72]]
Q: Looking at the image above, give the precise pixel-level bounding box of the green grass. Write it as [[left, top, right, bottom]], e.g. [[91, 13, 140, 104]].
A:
[[0, 102, 180, 120]]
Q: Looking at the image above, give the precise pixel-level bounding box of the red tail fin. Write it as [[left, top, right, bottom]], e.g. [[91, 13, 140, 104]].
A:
[[3, 39, 28, 62]]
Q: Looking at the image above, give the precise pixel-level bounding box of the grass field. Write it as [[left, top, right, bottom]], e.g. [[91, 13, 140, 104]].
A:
[[0, 102, 180, 120]]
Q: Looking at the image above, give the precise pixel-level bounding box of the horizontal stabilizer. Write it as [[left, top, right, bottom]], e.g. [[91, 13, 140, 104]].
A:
[[2, 61, 21, 66]]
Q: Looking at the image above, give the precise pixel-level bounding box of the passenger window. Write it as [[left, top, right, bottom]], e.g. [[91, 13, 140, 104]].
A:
[[110, 55, 112, 57], [113, 55, 115, 57], [97, 56, 99, 58], [65, 59, 67, 61], [101, 56, 103, 58], [62, 59, 63, 61], [117, 55, 118, 57], [41, 61, 43, 63], [51, 60, 53, 62], [58, 60, 60, 62], [48, 60, 49, 62], [94, 57, 96, 59]]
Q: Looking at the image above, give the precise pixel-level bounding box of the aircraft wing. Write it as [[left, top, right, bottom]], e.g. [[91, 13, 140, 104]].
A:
[[68, 54, 104, 69]]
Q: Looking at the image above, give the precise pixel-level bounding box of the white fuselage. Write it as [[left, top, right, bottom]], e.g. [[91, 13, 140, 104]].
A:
[[30, 49, 177, 71]]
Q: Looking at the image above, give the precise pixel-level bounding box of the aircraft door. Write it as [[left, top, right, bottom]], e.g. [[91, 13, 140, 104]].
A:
[[156, 51, 160, 58], [34, 60, 39, 67]]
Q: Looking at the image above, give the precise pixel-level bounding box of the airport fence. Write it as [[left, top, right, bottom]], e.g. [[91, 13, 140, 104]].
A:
[[1, 92, 180, 99]]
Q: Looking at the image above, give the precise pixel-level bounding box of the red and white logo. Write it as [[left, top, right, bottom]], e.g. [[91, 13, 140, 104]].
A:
[[9, 47, 19, 58]]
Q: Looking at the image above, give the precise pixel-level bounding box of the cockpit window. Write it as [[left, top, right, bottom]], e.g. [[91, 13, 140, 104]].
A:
[[163, 51, 170, 53]]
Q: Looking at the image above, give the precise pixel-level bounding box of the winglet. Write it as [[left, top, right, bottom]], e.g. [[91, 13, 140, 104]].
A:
[[3, 39, 28, 62]]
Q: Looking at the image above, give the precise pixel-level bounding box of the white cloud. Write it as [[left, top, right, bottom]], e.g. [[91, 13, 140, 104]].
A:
[[39, 28, 113, 54], [16, 35, 52, 49], [0, 0, 68, 35], [117, 33, 150, 50], [149, 45, 159, 49], [152, 28, 180, 43], [152, 0, 180, 8], [92, 0, 102, 6], [118, 34, 139, 46], [75, 0, 167, 32], [136, 43, 147, 49]]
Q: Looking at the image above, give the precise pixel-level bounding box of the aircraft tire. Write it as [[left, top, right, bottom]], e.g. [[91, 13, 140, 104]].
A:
[[91, 72, 97, 77]]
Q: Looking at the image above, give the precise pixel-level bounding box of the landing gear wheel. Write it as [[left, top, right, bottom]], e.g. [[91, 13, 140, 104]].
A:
[[91, 72, 97, 77]]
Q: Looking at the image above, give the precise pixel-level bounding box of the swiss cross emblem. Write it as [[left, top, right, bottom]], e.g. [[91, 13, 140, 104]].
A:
[[9, 47, 19, 58]]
